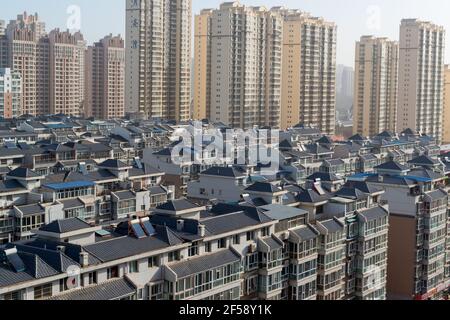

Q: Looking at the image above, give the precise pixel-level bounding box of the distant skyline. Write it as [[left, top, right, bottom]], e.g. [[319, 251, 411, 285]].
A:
[[2, 0, 450, 66]]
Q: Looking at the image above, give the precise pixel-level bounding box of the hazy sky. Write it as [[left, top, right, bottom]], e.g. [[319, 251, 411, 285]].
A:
[[2, 0, 450, 66]]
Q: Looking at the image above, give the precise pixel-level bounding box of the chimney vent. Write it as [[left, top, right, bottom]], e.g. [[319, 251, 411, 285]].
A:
[[198, 224, 206, 237], [79, 252, 89, 267]]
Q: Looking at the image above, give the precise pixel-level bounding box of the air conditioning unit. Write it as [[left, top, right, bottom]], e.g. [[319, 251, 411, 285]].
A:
[[248, 243, 257, 253]]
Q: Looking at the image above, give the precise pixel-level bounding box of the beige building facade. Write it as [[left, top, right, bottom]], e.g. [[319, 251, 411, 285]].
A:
[[353, 36, 398, 137], [86, 35, 125, 119], [279, 10, 337, 135], [442, 65, 450, 144], [397, 19, 445, 142], [193, 2, 283, 129], [48, 29, 86, 117], [126, 0, 192, 122]]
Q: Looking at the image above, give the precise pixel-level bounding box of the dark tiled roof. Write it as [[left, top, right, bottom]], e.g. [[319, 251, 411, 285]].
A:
[[261, 237, 283, 250], [49, 278, 136, 300], [113, 190, 135, 201], [297, 189, 331, 203], [320, 219, 344, 233], [98, 159, 130, 169], [344, 181, 384, 195], [357, 206, 388, 222], [16, 204, 45, 216], [304, 143, 333, 155], [18, 252, 59, 278], [7, 167, 41, 179], [349, 133, 366, 141], [0, 252, 59, 287], [129, 164, 162, 177], [291, 225, 319, 242], [408, 155, 438, 166], [0, 180, 27, 193], [334, 187, 367, 200], [148, 186, 167, 195], [26, 239, 101, 266], [59, 198, 85, 210], [40, 218, 93, 234], [201, 207, 272, 236], [375, 161, 409, 171], [316, 136, 334, 144], [245, 182, 282, 193], [168, 249, 241, 278], [11, 244, 78, 272], [156, 199, 200, 212], [84, 230, 182, 263], [201, 166, 246, 178], [307, 172, 342, 182]]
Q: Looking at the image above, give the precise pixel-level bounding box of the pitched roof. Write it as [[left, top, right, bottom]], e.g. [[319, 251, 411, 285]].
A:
[[11, 244, 78, 272], [40, 218, 93, 234], [168, 249, 241, 278], [297, 189, 331, 203], [7, 167, 41, 179], [0, 180, 27, 193], [113, 190, 135, 201], [201, 208, 272, 236], [408, 155, 439, 166], [320, 219, 344, 233], [357, 206, 388, 222], [304, 143, 333, 155], [201, 166, 246, 178], [49, 278, 136, 301], [156, 199, 200, 212], [348, 133, 366, 141], [16, 204, 45, 216], [307, 172, 342, 182], [375, 161, 409, 171], [316, 136, 334, 144], [98, 159, 130, 169], [291, 225, 319, 241], [84, 233, 179, 263], [245, 182, 282, 193]]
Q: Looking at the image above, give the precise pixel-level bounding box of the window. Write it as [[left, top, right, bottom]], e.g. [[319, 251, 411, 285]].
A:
[[150, 283, 164, 300], [83, 272, 97, 286], [34, 283, 53, 300], [261, 227, 270, 237], [107, 266, 119, 279], [168, 251, 180, 263], [148, 256, 160, 268], [3, 290, 22, 300], [233, 235, 241, 245], [218, 238, 227, 249], [189, 242, 199, 257], [247, 231, 255, 241], [205, 242, 212, 253], [128, 261, 139, 273]]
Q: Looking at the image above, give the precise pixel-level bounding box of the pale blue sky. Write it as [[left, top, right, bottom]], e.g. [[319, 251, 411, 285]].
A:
[[2, 0, 450, 66]]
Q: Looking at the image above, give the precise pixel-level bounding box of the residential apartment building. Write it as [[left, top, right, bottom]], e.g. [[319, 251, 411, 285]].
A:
[[353, 36, 399, 137], [442, 65, 450, 144], [0, 20, 5, 36], [47, 29, 86, 117], [0, 68, 22, 119], [126, 0, 192, 121], [86, 35, 125, 119], [278, 9, 337, 135], [3, 13, 42, 116], [397, 19, 445, 143], [1, 13, 87, 117], [337, 64, 354, 98], [193, 2, 283, 129], [349, 160, 450, 300]]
